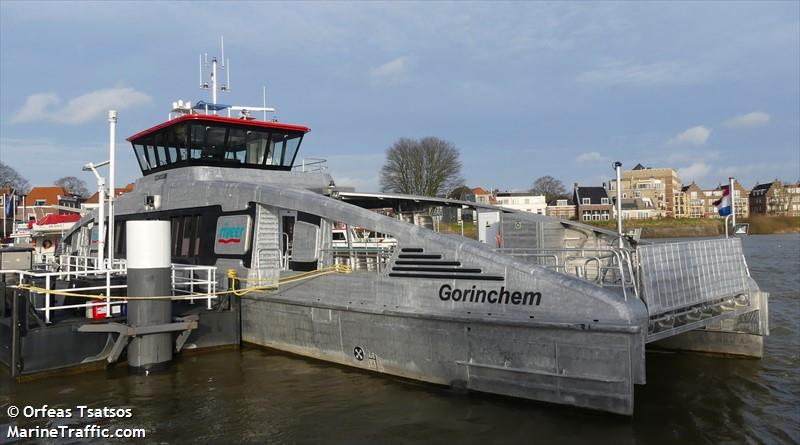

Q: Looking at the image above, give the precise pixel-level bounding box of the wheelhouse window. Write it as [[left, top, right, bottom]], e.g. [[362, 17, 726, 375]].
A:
[[130, 119, 305, 175]]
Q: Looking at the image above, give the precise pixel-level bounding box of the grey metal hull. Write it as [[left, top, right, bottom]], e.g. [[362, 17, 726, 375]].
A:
[[242, 295, 641, 415]]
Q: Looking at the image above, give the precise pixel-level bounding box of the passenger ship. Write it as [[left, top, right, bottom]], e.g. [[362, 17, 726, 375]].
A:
[[0, 46, 769, 415]]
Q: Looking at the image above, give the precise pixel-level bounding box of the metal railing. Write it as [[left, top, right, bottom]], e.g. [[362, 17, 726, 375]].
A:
[[495, 247, 639, 300], [292, 157, 328, 173], [637, 238, 750, 316], [172, 264, 217, 309], [322, 246, 395, 273], [2, 255, 218, 324]]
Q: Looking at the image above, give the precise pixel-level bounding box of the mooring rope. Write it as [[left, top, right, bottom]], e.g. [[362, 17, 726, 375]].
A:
[[12, 264, 353, 301]]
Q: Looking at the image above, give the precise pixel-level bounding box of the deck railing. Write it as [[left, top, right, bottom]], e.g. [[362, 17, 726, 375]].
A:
[[495, 246, 639, 300], [292, 157, 328, 173], [2, 255, 217, 324], [322, 247, 395, 273]]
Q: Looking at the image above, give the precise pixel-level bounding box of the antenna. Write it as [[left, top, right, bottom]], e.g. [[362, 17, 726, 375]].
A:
[[263, 86, 267, 121], [199, 55, 208, 89], [225, 58, 231, 91], [220, 36, 225, 69]]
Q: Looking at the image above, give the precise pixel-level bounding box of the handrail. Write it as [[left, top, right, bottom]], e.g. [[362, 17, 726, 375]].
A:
[[495, 246, 638, 300], [2, 256, 217, 323], [292, 157, 328, 173]]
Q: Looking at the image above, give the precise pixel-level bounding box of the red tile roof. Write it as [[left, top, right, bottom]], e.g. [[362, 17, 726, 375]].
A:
[[471, 187, 491, 195], [85, 183, 135, 204], [26, 187, 69, 206]]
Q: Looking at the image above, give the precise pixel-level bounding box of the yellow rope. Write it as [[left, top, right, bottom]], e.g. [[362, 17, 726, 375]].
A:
[[13, 264, 353, 301]]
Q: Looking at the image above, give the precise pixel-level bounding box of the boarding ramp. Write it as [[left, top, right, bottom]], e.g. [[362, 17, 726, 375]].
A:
[[637, 238, 754, 341]]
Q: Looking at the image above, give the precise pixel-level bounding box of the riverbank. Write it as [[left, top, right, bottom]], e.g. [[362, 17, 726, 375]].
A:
[[440, 216, 799, 239], [585, 216, 800, 238]]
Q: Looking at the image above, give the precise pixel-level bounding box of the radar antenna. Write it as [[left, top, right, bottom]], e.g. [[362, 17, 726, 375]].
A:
[[175, 38, 276, 121], [198, 37, 230, 114]]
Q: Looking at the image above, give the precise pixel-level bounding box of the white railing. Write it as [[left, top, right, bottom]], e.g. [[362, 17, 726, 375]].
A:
[[172, 264, 217, 309], [2, 255, 218, 324], [292, 157, 328, 173]]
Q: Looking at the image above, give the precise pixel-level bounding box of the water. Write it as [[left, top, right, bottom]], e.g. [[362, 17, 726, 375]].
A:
[[2, 234, 798, 444]]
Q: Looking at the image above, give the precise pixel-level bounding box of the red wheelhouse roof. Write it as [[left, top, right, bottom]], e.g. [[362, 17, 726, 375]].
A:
[[126, 114, 311, 142]]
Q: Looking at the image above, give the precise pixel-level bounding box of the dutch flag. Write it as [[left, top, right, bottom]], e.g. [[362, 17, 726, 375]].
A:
[[714, 186, 732, 217]]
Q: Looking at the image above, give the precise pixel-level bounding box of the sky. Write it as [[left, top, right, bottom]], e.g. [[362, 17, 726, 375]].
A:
[[1, 1, 798, 193]]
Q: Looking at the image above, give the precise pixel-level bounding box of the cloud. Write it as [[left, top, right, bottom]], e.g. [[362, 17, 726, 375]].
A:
[[668, 126, 711, 146], [678, 162, 711, 183], [369, 56, 410, 86], [11, 87, 151, 125], [724, 111, 770, 128], [576, 60, 710, 86], [576, 151, 604, 162]]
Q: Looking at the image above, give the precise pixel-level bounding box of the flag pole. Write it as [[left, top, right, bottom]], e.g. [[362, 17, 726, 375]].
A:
[[729, 177, 736, 230]]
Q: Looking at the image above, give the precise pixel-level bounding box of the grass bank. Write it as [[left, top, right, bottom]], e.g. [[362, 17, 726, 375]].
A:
[[436, 217, 799, 240], [584, 216, 800, 238]]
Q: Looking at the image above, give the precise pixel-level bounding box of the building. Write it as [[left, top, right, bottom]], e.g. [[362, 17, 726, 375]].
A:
[[750, 180, 800, 216], [680, 182, 705, 218], [18, 186, 77, 221], [82, 183, 135, 210], [495, 192, 547, 214], [608, 163, 682, 217], [786, 182, 800, 217], [471, 187, 496, 205], [546, 198, 576, 220], [574, 184, 613, 222], [613, 198, 658, 220]]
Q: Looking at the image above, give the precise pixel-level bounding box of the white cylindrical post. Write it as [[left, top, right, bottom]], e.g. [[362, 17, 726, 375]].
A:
[[729, 177, 736, 229], [211, 57, 218, 113], [108, 110, 117, 269], [126, 220, 173, 373], [97, 183, 105, 269], [614, 162, 624, 248]]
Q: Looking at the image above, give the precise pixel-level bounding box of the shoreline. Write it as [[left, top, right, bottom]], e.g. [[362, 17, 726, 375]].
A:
[[440, 216, 800, 239], [585, 216, 800, 238]]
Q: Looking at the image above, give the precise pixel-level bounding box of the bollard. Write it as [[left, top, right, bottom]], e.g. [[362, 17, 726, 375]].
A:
[[126, 220, 172, 373]]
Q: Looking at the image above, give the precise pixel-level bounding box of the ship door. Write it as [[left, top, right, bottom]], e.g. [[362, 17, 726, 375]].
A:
[[279, 210, 297, 269]]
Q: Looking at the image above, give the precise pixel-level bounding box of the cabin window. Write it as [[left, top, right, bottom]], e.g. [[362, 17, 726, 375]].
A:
[[131, 121, 305, 174], [180, 216, 195, 256], [134, 144, 149, 171], [333, 232, 346, 241]]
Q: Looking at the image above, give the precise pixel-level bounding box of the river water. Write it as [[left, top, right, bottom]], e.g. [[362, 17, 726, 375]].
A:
[[2, 234, 798, 444]]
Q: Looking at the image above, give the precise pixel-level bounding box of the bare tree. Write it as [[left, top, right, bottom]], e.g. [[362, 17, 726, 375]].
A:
[[529, 175, 568, 202], [55, 176, 90, 198], [448, 185, 473, 200], [0, 161, 31, 194], [380, 137, 465, 197]]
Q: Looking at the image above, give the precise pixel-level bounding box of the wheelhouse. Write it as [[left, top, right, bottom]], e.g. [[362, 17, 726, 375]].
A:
[[126, 114, 310, 175]]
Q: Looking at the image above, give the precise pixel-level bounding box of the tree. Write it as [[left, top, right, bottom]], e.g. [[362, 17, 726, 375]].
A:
[[55, 176, 89, 198], [448, 185, 473, 201], [0, 161, 31, 194], [380, 137, 465, 197], [529, 175, 568, 203]]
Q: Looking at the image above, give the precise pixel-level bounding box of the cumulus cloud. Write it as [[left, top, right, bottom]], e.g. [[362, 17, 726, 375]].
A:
[[369, 56, 409, 86], [724, 111, 770, 128], [576, 151, 604, 162], [678, 162, 711, 183], [11, 87, 151, 125], [668, 126, 711, 146]]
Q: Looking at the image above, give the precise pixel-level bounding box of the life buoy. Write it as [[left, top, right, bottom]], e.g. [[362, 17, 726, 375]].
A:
[[42, 239, 53, 249]]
